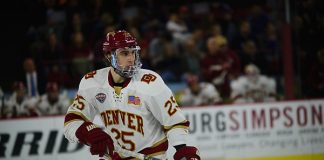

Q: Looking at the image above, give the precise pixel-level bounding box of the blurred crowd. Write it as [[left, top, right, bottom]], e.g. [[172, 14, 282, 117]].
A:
[[0, 81, 69, 119], [1, 0, 323, 119]]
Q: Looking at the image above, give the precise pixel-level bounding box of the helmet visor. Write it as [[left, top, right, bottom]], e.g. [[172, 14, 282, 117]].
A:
[[111, 46, 142, 78]]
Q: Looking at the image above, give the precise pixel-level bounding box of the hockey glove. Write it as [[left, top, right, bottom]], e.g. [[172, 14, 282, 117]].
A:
[[174, 146, 200, 160], [75, 122, 114, 157]]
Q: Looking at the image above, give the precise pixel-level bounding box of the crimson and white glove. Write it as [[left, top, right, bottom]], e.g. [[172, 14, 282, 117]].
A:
[[76, 122, 114, 157], [174, 146, 200, 160]]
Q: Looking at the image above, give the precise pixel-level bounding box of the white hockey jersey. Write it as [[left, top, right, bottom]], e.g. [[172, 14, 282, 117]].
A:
[[179, 82, 221, 106], [37, 93, 70, 116], [3, 93, 38, 118], [64, 67, 189, 158], [230, 75, 276, 103]]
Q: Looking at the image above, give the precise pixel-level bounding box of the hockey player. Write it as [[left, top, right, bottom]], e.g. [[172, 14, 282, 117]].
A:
[[36, 82, 70, 116], [179, 73, 222, 106], [64, 30, 200, 160], [230, 64, 277, 103], [3, 81, 38, 118]]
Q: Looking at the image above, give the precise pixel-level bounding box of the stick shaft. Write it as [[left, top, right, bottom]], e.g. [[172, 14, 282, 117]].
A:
[[104, 144, 162, 160]]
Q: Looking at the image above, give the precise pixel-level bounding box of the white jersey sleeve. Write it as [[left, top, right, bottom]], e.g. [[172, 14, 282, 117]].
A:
[[64, 71, 101, 143], [179, 82, 221, 106], [230, 77, 245, 97], [260, 76, 277, 102], [262, 76, 276, 94], [137, 71, 189, 146]]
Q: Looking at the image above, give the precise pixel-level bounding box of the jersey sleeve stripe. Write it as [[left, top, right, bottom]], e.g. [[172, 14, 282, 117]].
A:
[[122, 138, 168, 159], [151, 137, 167, 148], [163, 120, 190, 132], [64, 112, 90, 126], [139, 138, 168, 157]]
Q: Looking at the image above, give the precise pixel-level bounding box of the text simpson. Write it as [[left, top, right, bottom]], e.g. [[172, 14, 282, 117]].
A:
[[185, 104, 323, 133]]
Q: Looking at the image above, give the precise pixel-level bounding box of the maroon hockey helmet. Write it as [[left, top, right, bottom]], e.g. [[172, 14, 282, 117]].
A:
[[103, 30, 138, 53], [102, 30, 142, 78]]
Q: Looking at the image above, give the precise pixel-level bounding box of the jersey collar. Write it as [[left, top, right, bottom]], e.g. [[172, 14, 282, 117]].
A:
[[107, 69, 131, 88]]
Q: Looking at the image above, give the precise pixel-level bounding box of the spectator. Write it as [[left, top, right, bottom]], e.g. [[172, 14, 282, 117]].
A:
[[155, 39, 186, 83], [201, 35, 241, 99], [148, 31, 181, 67], [47, 64, 73, 89], [238, 40, 268, 74], [36, 82, 70, 116], [305, 48, 324, 98], [22, 57, 46, 97], [139, 43, 153, 70], [230, 64, 277, 103], [209, 23, 223, 38], [3, 81, 38, 118], [183, 38, 203, 75], [179, 73, 222, 106], [149, 31, 184, 82], [63, 12, 89, 44], [190, 28, 206, 53], [217, 5, 236, 43], [247, 4, 270, 39], [36, 0, 66, 44], [231, 20, 257, 52], [259, 22, 281, 77], [41, 32, 66, 75], [166, 12, 191, 43], [66, 31, 94, 81]]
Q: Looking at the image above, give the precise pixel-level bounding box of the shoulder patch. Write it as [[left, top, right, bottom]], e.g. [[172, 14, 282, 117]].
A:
[[85, 70, 97, 79], [141, 73, 157, 84], [95, 93, 106, 103]]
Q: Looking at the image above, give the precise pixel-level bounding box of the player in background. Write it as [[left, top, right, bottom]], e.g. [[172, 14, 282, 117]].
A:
[[230, 64, 277, 103], [3, 81, 38, 118], [64, 30, 200, 160], [179, 73, 222, 106], [36, 82, 70, 116]]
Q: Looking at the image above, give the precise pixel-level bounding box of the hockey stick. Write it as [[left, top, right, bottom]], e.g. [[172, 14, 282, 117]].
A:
[[103, 144, 163, 160]]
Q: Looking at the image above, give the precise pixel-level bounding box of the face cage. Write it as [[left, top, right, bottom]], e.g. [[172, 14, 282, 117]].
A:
[[110, 46, 142, 78]]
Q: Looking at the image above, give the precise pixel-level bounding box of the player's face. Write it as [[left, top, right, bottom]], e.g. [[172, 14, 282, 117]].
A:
[[247, 70, 259, 83], [16, 89, 26, 98], [190, 83, 200, 95], [115, 47, 136, 69], [48, 91, 59, 103]]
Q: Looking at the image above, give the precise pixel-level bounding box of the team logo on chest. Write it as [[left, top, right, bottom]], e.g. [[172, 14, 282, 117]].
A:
[[95, 93, 106, 103], [128, 95, 141, 105]]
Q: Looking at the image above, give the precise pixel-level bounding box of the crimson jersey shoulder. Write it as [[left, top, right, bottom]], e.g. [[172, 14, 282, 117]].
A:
[[134, 69, 169, 96], [78, 68, 108, 91]]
